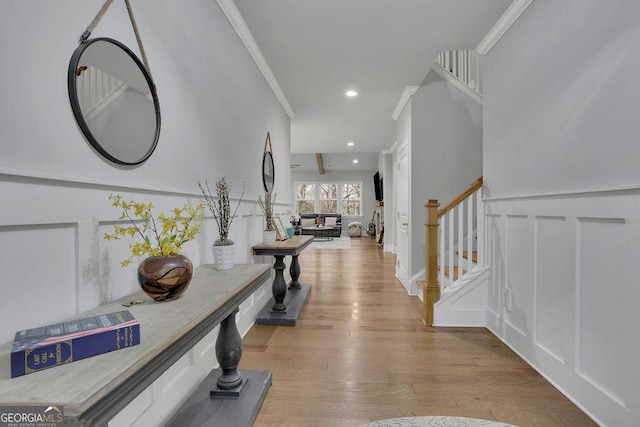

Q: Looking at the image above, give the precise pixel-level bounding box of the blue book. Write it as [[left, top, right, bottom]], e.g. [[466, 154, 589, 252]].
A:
[[11, 310, 140, 378]]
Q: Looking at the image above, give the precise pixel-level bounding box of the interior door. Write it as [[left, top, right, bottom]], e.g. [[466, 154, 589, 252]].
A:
[[396, 140, 410, 290]]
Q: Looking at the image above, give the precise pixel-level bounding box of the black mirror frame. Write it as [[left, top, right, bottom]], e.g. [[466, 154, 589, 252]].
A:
[[68, 37, 161, 166], [262, 132, 275, 192]]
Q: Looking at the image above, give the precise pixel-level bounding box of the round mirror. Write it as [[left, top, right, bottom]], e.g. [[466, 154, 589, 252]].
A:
[[68, 38, 160, 165], [262, 151, 275, 192]]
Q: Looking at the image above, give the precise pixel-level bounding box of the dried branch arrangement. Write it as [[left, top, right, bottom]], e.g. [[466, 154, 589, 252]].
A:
[[258, 192, 277, 231], [198, 177, 246, 245]]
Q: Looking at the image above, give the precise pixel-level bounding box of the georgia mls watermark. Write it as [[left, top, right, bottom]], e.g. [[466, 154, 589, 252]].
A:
[[0, 406, 63, 427]]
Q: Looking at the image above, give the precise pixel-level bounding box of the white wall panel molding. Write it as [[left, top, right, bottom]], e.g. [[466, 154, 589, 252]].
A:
[[484, 193, 640, 426], [0, 180, 274, 343], [534, 215, 574, 365], [0, 167, 274, 215], [575, 217, 628, 407], [485, 213, 504, 320], [476, 0, 534, 54], [0, 167, 199, 200], [392, 86, 419, 121], [504, 214, 533, 339], [483, 183, 640, 202], [0, 223, 78, 344]]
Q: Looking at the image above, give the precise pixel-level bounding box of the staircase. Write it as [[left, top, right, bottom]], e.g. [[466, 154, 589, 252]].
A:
[[417, 177, 489, 326], [434, 49, 483, 96]]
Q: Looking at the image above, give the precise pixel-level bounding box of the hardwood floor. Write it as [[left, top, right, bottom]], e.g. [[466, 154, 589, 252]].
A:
[[240, 237, 596, 427]]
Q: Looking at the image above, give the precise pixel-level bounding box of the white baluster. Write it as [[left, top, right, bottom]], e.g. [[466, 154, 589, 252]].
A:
[[477, 187, 484, 265], [448, 210, 454, 286], [462, 51, 467, 84], [468, 192, 474, 271], [457, 203, 463, 282], [439, 214, 445, 291], [466, 50, 470, 84]]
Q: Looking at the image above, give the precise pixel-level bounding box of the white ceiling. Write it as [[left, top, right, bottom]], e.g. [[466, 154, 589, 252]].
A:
[[291, 152, 379, 173], [231, 0, 513, 166]]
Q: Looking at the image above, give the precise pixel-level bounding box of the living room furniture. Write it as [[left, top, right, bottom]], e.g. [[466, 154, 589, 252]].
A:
[[251, 235, 314, 326], [301, 225, 334, 241], [348, 221, 363, 237], [299, 213, 342, 237], [0, 264, 272, 426]]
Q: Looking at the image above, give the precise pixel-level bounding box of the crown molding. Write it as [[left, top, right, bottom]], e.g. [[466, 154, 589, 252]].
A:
[[432, 65, 482, 105], [477, 0, 534, 55], [216, 0, 295, 119], [392, 86, 419, 121]]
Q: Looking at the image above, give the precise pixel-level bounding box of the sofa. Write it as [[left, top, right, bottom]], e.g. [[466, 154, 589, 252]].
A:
[[299, 213, 342, 237]]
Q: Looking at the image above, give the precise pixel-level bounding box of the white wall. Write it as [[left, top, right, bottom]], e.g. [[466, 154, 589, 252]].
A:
[[0, 1, 290, 424], [380, 151, 395, 252], [398, 70, 482, 294], [291, 170, 376, 231], [483, 1, 640, 425]]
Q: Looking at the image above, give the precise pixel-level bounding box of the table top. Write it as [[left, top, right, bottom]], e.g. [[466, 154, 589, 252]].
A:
[[301, 225, 331, 230], [252, 235, 314, 256], [0, 264, 271, 425]]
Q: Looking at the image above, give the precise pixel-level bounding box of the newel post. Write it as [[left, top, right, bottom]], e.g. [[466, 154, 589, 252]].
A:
[[424, 199, 440, 325]]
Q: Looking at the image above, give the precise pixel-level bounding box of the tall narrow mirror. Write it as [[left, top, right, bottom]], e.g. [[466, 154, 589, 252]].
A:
[[68, 38, 160, 165]]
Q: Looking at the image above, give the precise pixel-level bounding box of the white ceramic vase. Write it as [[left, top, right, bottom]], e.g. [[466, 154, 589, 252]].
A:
[[212, 243, 235, 270], [263, 230, 277, 245]]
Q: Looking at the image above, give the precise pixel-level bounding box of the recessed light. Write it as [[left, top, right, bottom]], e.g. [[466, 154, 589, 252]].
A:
[[346, 90, 357, 97], [347, 141, 355, 146], [353, 159, 358, 164]]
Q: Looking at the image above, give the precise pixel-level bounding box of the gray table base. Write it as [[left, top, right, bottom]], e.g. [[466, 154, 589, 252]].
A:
[[255, 283, 311, 326], [166, 369, 272, 427]]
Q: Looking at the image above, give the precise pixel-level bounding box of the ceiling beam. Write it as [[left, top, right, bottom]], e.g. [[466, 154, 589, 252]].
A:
[[315, 153, 325, 175]]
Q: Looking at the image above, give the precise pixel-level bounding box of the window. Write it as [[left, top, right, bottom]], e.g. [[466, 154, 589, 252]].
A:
[[319, 184, 337, 213], [296, 183, 315, 213], [342, 182, 361, 216], [295, 181, 362, 216]]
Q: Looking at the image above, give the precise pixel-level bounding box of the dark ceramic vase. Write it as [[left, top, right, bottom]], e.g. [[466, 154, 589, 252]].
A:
[[137, 254, 193, 302]]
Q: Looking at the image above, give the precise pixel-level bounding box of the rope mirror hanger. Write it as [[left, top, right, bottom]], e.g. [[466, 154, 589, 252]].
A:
[[68, 0, 161, 165]]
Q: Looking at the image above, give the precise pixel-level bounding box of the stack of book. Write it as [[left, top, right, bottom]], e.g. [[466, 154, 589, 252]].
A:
[[11, 310, 140, 377]]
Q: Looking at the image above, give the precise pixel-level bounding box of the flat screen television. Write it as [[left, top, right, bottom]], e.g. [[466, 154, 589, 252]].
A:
[[373, 172, 383, 201]]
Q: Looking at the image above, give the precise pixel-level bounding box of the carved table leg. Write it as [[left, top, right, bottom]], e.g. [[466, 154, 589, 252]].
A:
[[289, 254, 301, 289], [211, 308, 243, 395], [272, 255, 287, 311]]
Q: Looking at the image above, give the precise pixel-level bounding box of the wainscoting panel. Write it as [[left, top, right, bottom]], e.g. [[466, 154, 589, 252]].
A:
[[0, 175, 279, 426], [576, 217, 628, 406], [485, 214, 504, 319], [0, 224, 77, 344], [534, 216, 574, 364], [484, 190, 640, 427], [505, 215, 533, 338]]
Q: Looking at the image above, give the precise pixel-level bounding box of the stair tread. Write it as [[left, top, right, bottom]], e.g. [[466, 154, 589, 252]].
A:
[[460, 251, 478, 263], [437, 266, 466, 281]]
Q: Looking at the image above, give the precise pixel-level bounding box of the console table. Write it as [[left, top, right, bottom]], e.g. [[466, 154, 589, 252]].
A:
[[0, 264, 271, 426], [252, 235, 313, 325]]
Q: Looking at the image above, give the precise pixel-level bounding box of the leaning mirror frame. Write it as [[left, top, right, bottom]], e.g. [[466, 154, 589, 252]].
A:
[[68, 37, 161, 166]]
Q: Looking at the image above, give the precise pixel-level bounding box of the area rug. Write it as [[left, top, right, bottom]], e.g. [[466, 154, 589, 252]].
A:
[[358, 416, 518, 427], [307, 236, 352, 250]]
